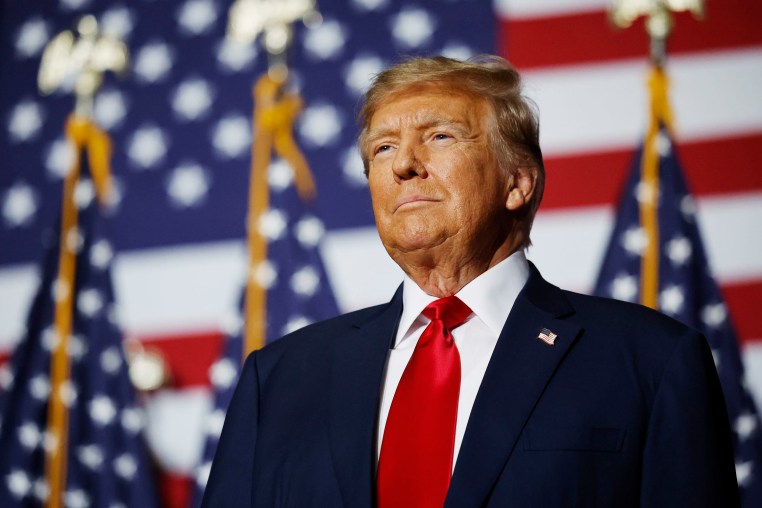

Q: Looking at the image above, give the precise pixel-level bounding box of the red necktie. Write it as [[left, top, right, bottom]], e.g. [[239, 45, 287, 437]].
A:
[[377, 296, 473, 508]]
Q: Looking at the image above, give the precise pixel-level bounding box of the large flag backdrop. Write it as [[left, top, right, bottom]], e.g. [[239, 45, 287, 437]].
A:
[[1, 0, 760, 505]]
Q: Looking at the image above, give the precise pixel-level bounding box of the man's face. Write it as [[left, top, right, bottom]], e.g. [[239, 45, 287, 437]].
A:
[[365, 85, 514, 263]]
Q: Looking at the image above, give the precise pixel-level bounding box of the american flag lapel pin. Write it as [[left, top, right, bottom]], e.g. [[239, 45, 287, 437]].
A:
[[537, 328, 558, 346]]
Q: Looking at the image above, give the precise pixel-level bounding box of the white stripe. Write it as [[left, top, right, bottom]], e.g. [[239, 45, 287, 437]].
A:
[[523, 48, 762, 157], [1, 193, 761, 350], [493, 0, 611, 19]]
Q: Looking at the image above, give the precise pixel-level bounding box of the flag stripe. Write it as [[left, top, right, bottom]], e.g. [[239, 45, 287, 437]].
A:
[[542, 132, 762, 209], [724, 281, 762, 346], [499, 1, 762, 69]]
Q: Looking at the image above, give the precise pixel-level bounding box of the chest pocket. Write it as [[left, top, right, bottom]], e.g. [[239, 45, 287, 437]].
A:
[[522, 426, 625, 452]]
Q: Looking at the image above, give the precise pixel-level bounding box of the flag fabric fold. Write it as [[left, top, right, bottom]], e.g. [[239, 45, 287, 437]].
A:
[[593, 125, 762, 505]]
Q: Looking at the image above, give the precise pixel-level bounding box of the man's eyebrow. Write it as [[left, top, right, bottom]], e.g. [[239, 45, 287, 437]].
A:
[[365, 115, 469, 144]]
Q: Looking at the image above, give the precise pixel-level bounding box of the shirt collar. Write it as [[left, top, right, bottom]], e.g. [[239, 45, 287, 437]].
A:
[[397, 250, 530, 346]]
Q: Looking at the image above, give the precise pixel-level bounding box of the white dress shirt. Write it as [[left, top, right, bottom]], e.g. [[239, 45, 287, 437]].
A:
[[376, 250, 530, 470]]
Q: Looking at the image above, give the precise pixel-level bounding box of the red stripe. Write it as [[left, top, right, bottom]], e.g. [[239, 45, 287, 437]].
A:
[[137, 330, 224, 388], [541, 132, 762, 209], [722, 280, 762, 346], [157, 471, 193, 508], [499, 0, 762, 69]]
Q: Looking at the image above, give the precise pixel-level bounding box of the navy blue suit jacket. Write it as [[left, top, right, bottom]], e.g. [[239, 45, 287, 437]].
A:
[[202, 266, 738, 507]]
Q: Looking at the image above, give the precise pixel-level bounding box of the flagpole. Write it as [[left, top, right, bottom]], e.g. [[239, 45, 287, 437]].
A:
[[227, 0, 320, 356], [37, 16, 125, 508], [609, 0, 704, 309]]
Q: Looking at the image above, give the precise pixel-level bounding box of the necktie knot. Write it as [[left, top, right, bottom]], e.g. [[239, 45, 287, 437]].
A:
[[422, 295, 472, 330]]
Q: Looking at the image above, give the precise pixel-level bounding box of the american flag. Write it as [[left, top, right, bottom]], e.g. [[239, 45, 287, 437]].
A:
[[0, 148, 159, 506], [593, 125, 762, 504], [1, 0, 760, 506]]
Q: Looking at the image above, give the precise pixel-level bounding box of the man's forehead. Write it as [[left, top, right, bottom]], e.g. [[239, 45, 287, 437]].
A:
[[368, 86, 486, 130]]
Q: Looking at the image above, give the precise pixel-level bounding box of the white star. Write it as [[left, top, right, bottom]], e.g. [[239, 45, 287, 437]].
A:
[[701, 303, 727, 328], [610, 273, 638, 302], [344, 55, 384, 96], [6, 470, 31, 498], [212, 115, 251, 158], [65, 226, 84, 254], [89, 395, 117, 425], [391, 7, 436, 48], [2, 183, 38, 227], [283, 315, 312, 335], [18, 421, 42, 449], [41, 327, 60, 352], [100, 6, 135, 40], [46, 138, 75, 179], [32, 479, 49, 502], [291, 266, 320, 296], [100, 347, 122, 374], [167, 163, 210, 207], [114, 454, 137, 480], [94, 89, 128, 130], [77, 444, 104, 469], [680, 195, 697, 221], [666, 235, 692, 266], [67, 335, 87, 362], [712, 348, 721, 370], [659, 284, 684, 316], [134, 42, 174, 83], [622, 226, 648, 256], [90, 239, 114, 269], [217, 39, 257, 73], [78, 288, 104, 317], [220, 310, 244, 336], [296, 216, 325, 248], [735, 412, 758, 441], [736, 461, 753, 487], [29, 374, 50, 401], [299, 104, 342, 147], [64, 489, 90, 508], [304, 20, 346, 60], [73, 179, 95, 209], [196, 462, 212, 488], [8, 99, 44, 142], [127, 125, 169, 169], [178, 0, 218, 35], [252, 260, 278, 289], [61, 0, 92, 10], [351, 0, 389, 10], [635, 181, 659, 206], [441, 42, 474, 60], [172, 78, 214, 121], [59, 379, 79, 407], [258, 209, 288, 240], [52, 278, 71, 303], [342, 146, 367, 186], [269, 160, 294, 192], [0, 363, 13, 391], [209, 358, 238, 389], [655, 131, 672, 156], [121, 407, 146, 434], [206, 409, 226, 438], [42, 430, 58, 453], [15, 18, 50, 58]]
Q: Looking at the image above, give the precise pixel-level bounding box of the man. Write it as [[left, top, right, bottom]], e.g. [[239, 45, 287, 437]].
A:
[[202, 56, 738, 507]]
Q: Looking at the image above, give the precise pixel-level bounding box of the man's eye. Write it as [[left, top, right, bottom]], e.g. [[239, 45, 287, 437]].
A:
[[376, 145, 392, 154], [433, 133, 451, 141]]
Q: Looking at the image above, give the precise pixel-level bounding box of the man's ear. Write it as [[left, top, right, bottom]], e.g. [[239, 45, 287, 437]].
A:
[[505, 166, 537, 212]]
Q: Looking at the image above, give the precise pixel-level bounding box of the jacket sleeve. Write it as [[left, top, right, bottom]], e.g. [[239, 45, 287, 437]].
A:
[[201, 352, 260, 508], [640, 330, 740, 507]]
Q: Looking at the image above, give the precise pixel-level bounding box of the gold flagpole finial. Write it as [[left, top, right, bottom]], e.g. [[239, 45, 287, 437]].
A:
[[609, 0, 704, 66], [38, 15, 129, 118], [227, 0, 321, 81]]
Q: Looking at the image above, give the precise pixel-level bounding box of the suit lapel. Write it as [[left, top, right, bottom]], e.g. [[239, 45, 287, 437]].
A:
[[445, 267, 582, 508], [327, 287, 402, 508]]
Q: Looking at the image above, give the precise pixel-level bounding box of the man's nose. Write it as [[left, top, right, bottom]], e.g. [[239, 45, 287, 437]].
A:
[[392, 141, 427, 182]]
